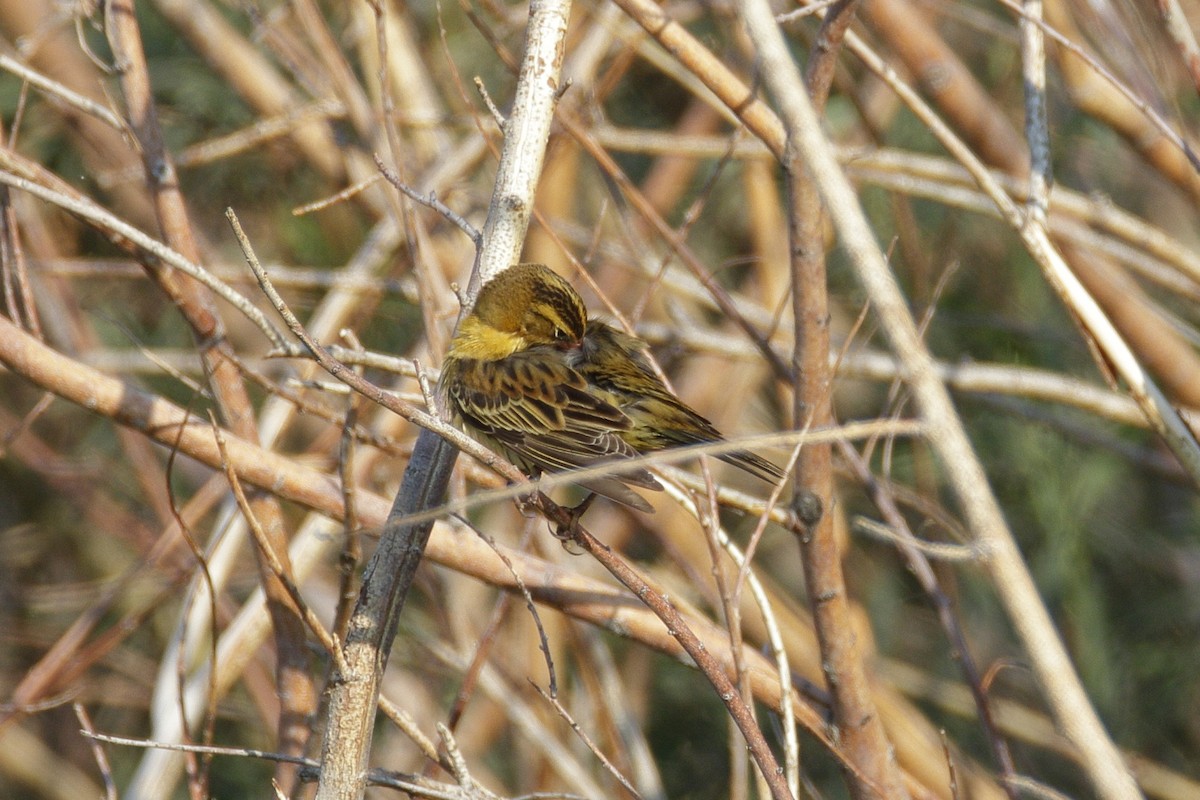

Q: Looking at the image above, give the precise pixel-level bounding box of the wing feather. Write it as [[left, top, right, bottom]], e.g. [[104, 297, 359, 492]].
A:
[[576, 321, 786, 483], [443, 349, 662, 508]]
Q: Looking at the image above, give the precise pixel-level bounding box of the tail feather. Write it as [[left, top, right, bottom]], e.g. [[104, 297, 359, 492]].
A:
[[578, 474, 659, 512], [719, 450, 787, 484]]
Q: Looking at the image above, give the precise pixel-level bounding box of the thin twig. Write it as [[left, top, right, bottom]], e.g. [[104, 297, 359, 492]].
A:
[[0, 54, 127, 131], [81, 731, 486, 800], [535, 685, 645, 800], [546, 498, 797, 800], [352, 421, 926, 532], [0, 168, 286, 348], [82, 731, 316, 765], [211, 415, 351, 676], [851, 518, 981, 562], [373, 153, 481, 243], [455, 514, 558, 697], [474, 76, 507, 127], [659, 478, 800, 800], [74, 704, 118, 800]]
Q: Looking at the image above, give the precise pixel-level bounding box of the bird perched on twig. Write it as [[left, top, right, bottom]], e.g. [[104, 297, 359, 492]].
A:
[[439, 263, 784, 511]]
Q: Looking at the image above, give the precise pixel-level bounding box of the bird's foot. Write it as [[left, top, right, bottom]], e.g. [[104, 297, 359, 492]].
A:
[[515, 490, 539, 518], [552, 492, 596, 541]]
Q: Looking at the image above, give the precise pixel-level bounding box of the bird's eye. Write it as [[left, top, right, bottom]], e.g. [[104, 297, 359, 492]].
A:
[[553, 328, 568, 341]]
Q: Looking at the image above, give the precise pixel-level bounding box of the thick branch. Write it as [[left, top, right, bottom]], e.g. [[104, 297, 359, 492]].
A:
[[314, 3, 573, 798]]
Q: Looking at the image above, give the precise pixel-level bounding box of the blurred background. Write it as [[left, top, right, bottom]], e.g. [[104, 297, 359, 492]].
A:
[[0, 0, 1198, 798]]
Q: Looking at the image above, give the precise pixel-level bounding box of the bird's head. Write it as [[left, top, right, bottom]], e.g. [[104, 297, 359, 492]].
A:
[[451, 263, 588, 359]]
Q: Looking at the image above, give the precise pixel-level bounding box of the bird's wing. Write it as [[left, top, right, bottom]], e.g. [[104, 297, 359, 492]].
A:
[[444, 351, 662, 507], [579, 321, 786, 483]]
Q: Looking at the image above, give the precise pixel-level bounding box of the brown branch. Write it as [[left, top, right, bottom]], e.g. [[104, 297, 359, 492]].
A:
[[544, 497, 798, 800], [740, 1, 1150, 796], [770, 0, 912, 797], [313, 1, 573, 796], [105, 2, 315, 786]]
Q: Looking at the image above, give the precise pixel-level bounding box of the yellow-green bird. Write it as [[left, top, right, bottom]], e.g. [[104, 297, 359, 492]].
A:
[[439, 263, 784, 511]]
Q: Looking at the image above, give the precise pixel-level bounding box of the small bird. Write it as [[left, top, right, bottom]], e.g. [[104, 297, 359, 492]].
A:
[[439, 263, 784, 511]]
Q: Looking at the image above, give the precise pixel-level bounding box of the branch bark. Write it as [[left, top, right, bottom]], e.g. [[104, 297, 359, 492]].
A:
[[314, 3, 573, 798], [738, 3, 1145, 799], [106, 1, 315, 790], [741, 5, 908, 798]]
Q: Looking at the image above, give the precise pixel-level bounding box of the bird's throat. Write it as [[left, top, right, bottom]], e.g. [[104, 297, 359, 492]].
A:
[[450, 316, 525, 361]]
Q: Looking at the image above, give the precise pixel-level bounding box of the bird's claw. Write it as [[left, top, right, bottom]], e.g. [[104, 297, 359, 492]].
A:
[[515, 491, 539, 518], [553, 492, 596, 541]]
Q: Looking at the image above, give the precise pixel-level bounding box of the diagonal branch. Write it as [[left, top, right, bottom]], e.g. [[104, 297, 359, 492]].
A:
[[313, 3, 573, 798], [738, 3, 1145, 799]]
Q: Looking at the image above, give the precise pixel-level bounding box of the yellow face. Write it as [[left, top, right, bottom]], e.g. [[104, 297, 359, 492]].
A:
[[451, 264, 588, 359]]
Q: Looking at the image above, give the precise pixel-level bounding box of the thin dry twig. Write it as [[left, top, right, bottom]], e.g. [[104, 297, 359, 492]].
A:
[[738, 1, 1146, 797], [211, 415, 351, 675], [545, 499, 797, 800], [74, 704, 118, 800], [0, 166, 286, 348], [0, 53, 127, 130], [313, 3, 573, 798], [535, 686, 645, 800], [373, 153, 481, 243], [80, 731, 498, 800]]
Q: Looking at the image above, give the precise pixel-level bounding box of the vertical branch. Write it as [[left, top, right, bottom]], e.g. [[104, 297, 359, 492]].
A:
[[746, 4, 909, 800], [467, 0, 573, 301], [1021, 0, 1051, 222], [742, 3, 1148, 799], [314, 3, 573, 798], [104, 1, 316, 792]]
